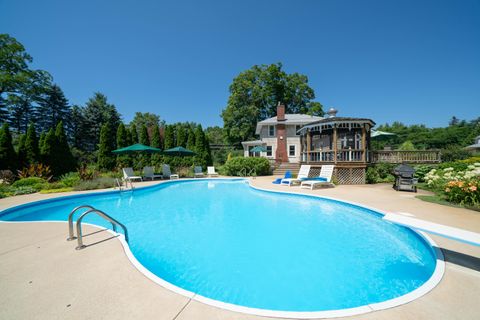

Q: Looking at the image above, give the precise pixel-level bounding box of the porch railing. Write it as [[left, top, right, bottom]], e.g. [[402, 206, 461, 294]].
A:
[[302, 149, 366, 163], [301, 150, 441, 164], [370, 150, 441, 164]]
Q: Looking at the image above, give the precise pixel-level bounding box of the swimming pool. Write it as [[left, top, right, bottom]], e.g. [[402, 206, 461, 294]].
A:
[[0, 179, 443, 318]]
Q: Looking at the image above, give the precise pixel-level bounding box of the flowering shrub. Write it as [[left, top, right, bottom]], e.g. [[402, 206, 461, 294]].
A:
[[424, 163, 480, 207]]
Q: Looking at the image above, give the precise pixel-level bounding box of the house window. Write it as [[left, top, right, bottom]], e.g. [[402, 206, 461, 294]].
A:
[[296, 125, 301, 135], [289, 145, 296, 157], [266, 146, 272, 157], [268, 125, 275, 137]]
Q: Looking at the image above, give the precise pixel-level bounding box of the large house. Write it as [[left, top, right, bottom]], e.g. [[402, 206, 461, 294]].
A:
[[242, 104, 441, 184], [241, 104, 322, 163]]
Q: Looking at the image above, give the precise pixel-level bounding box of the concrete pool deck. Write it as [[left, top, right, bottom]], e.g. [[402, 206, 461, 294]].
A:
[[0, 177, 479, 319]]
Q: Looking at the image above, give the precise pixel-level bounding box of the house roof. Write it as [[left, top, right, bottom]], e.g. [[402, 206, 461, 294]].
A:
[[255, 114, 323, 134], [241, 140, 265, 146], [297, 117, 376, 135]]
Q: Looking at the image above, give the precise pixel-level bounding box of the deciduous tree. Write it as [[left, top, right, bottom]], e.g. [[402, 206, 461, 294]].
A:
[[221, 63, 323, 145]]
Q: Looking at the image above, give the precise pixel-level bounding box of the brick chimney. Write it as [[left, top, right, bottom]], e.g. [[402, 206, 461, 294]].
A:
[[277, 102, 285, 121], [275, 102, 288, 163]]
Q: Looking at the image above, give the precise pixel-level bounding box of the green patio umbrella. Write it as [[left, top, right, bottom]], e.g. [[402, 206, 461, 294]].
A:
[[112, 143, 162, 154], [371, 130, 397, 139], [163, 146, 196, 156], [250, 145, 267, 153]]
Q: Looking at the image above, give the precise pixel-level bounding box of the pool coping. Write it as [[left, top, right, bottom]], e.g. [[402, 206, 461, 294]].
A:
[[0, 178, 446, 319]]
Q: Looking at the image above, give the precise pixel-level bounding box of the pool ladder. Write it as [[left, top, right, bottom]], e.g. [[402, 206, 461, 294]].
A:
[[115, 178, 135, 191], [67, 205, 129, 250]]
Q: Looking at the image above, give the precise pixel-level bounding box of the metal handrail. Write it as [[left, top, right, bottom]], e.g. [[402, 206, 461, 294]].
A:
[[123, 178, 135, 190], [238, 168, 247, 177], [67, 205, 95, 241], [75, 208, 129, 250], [115, 178, 123, 191]]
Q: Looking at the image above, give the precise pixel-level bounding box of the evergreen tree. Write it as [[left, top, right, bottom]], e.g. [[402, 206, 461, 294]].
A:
[[40, 128, 56, 171], [25, 122, 39, 165], [55, 121, 76, 175], [150, 124, 162, 167], [82, 93, 121, 151], [164, 125, 175, 149], [204, 136, 213, 166], [116, 123, 129, 168], [194, 124, 209, 167], [17, 134, 27, 168], [130, 124, 138, 144], [186, 127, 196, 151], [7, 93, 36, 133], [37, 84, 71, 132], [0, 123, 17, 170], [176, 125, 187, 147], [97, 123, 116, 170], [116, 123, 128, 148], [151, 124, 161, 148], [38, 132, 46, 159], [140, 124, 150, 145], [69, 105, 87, 150]]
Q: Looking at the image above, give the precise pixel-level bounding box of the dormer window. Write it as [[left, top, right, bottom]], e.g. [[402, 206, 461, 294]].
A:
[[268, 125, 275, 137], [296, 125, 301, 135]]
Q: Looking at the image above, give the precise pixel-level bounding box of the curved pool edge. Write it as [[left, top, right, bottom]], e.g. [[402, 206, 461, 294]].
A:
[[0, 178, 446, 319]]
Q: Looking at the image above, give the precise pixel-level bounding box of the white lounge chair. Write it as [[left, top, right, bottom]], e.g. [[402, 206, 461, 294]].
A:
[[281, 165, 311, 186], [143, 166, 163, 180], [300, 165, 335, 190], [207, 166, 219, 177], [162, 164, 179, 180], [194, 166, 204, 178], [123, 167, 143, 182]]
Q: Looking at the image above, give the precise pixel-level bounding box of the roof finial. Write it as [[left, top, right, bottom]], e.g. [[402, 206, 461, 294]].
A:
[[327, 107, 338, 118]]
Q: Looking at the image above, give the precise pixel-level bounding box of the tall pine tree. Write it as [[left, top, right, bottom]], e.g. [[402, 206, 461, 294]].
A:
[[17, 134, 27, 168], [40, 128, 56, 171], [0, 123, 17, 170], [25, 122, 39, 165], [97, 123, 116, 170], [129, 124, 138, 144], [164, 125, 175, 149], [176, 125, 187, 147], [55, 121, 76, 175], [186, 127, 196, 151], [116, 123, 129, 167], [140, 124, 150, 145], [82, 93, 121, 151], [37, 84, 71, 132], [116, 123, 128, 148]]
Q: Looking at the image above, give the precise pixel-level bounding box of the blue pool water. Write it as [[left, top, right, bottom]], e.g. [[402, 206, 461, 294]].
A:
[[0, 179, 437, 312]]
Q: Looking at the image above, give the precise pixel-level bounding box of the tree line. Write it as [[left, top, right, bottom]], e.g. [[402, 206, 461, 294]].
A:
[[0, 34, 212, 176]]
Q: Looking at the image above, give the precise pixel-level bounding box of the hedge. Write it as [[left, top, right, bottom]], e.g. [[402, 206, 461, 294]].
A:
[[222, 157, 271, 176]]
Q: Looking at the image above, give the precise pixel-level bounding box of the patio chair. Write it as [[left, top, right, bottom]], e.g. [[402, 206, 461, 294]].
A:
[[123, 167, 143, 182], [300, 165, 335, 190], [143, 166, 163, 180], [272, 171, 292, 184], [162, 164, 179, 180], [280, 165, 311, 186], [194, 166, 204, 178], [207, 166, 219, 177]]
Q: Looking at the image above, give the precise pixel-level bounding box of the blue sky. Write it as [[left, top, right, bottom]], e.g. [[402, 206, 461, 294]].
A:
[[1, 0, 479, 128]]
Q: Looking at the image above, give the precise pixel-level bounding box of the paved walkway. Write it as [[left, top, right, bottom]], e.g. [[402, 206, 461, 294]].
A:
[[1, 178, 479, 319]]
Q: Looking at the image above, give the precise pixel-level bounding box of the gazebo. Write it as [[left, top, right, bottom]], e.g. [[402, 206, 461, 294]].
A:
[[297, 108, 375, 184]]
